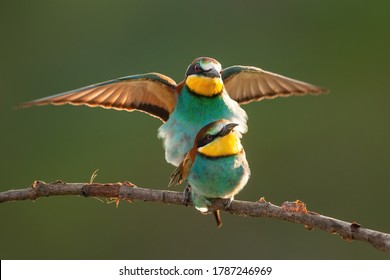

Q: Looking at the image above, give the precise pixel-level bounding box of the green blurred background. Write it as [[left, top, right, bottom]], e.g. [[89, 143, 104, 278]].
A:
[[1, 0, 389, 259]]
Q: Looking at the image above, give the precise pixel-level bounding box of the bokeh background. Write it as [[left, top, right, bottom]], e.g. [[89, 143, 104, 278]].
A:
[[1, 0, 389, 259]]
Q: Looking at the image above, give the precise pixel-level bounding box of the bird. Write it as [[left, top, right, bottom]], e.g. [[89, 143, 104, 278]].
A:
[[21, 57, 327, 166], [168, 119, 250, 228]]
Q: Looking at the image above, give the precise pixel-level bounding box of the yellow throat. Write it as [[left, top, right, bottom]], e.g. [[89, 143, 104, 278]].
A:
[[198, 133, 242, 157], [185, 75, 223, 96]]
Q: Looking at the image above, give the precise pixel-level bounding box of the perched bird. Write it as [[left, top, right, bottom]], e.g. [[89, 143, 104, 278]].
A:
[[169, 119, 250, 228], [21, 57, 326, 166]]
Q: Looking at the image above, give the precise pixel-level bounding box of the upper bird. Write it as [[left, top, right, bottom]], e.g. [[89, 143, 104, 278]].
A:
[[21, 57, 326, 166]]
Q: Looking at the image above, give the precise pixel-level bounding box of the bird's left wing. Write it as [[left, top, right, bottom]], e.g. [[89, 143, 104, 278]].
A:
[[20, 73, 178, 122], [222, 66, 327, 105]]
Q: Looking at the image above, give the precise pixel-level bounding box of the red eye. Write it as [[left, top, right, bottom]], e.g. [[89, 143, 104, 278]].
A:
[[194, 64, 201, 72]]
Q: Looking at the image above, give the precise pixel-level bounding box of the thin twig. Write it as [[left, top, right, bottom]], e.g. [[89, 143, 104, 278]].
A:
[[1, 180, 389, 253]]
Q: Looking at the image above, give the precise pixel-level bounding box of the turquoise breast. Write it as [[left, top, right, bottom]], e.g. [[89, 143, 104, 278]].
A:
[[188, 152, 249, 199], [158, 86, 247, 166]]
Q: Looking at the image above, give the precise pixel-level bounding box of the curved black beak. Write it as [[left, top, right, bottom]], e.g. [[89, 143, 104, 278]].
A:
[[218, 123, 239, 137], [203, 67, 221, 78]]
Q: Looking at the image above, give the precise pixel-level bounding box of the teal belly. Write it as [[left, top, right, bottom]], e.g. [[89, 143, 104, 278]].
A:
[[158, 87, 247, 166]]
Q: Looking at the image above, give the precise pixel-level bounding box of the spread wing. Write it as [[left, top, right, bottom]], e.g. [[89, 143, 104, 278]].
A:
[[222, 66, 327, 104], [20, 73, 178, 122]]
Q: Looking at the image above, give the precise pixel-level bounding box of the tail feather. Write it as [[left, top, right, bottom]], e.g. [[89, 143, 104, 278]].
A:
[[213, 210, 223, 228], [168, 165, 183, 187]]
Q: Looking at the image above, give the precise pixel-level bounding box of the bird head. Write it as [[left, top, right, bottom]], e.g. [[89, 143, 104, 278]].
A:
[[185, 57, 224, 96], [195, 120, 243, 157]]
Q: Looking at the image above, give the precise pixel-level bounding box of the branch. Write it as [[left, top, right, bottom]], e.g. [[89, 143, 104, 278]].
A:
[[1, 180, 389, 253]]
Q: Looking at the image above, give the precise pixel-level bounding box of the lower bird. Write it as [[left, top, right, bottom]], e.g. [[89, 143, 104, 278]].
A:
[[169, 119, 250, 228]]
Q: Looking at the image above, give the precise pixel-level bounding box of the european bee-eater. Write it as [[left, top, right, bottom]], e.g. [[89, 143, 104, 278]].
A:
[[21, 57, 326, 166], [169, 119, 250, 228]]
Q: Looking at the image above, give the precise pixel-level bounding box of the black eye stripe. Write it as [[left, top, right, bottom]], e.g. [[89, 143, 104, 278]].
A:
[[197, 134, 215, 148], [186, 64, 203, 76]]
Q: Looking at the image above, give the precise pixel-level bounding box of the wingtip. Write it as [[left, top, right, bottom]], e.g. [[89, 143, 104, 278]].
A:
[[17, 99, 53, 109], [311, 86, 330, 95], [322, 87, 330, 94], [15, 101, 36, 109], [17, 93, 59, 109]]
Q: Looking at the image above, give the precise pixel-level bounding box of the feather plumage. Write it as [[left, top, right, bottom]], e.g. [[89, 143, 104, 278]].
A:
[[21, 73, 177, 122], [222, 66, 327, 104]]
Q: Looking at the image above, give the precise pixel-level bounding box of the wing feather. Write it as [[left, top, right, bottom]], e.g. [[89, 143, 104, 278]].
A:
[[21, 73, 178, 122], [168, 149, 194, 188], [222, 66, 327, 104]]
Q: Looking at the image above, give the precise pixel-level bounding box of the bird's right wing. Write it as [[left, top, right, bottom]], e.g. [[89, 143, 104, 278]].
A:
[[20, 73, 178, 122]]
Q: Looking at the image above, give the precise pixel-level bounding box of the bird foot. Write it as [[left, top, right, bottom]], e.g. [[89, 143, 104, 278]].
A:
[[182, 185, 192, 206], [224, 196, 234, 210]]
